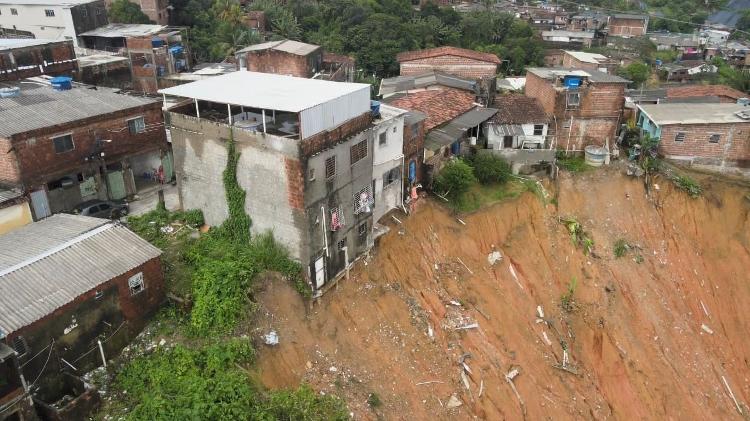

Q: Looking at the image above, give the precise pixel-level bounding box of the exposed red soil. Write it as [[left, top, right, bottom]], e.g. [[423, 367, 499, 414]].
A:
[[253, 166, 750, 420]]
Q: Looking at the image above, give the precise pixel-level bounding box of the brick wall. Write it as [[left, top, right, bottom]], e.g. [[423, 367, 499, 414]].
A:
[[284, 157, 304, 210], [400, 55, 498, 79], [245, 49, 321, 78], [300, 112, 373, 157], [0, 41, 77, 81], [561, 54, 598, 71], [659, 122, 750, 167], [402, 119, 425, 184], [609, 19, 647, 36], [7, 104, 167, 187], [7, 256, 164, 384], [525, 72, 557, 114], [0, 137, 20, 184]]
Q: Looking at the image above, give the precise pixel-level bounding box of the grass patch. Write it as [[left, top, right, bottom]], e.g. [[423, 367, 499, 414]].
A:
[[560, 217, 594, 255], [367, 392, 382, 408], [556, 153, 592, 173], [672, 173, 702, 198], [613, 239, 629, 258], [560, 277, 578, 313], [448, 180, 527, 212]]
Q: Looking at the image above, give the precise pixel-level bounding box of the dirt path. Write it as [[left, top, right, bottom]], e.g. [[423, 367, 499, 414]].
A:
[[252, 167, 750, 420]]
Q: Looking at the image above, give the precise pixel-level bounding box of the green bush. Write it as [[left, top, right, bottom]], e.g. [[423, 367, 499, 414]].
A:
[[672, 174, 702, 198], [433, 159, 477, 201], [471, 153, 512, 184], [613, 239, 629, 258], [256, 385, 349, 420], [556, 152, 591, 173]]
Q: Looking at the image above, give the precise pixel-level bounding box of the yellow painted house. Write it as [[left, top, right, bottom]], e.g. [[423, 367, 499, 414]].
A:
[[0, 187, 33, 235]]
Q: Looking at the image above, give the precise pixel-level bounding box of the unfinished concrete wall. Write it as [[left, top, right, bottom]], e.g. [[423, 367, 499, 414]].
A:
[[168, 113, 306, 259]]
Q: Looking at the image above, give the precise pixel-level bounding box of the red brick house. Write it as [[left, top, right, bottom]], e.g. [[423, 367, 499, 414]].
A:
[[637, 102, 750, 173], [0, 39, 78, 82], [608, 14, 649, 38], [236, 40, 354, 82], [0, 78, 170, 219], [0, 214, 163, 420], [560, 50, 618, 74], [244, 10, 267, 33], [525, 67, 628, 150], [396, 46, 501, 79]]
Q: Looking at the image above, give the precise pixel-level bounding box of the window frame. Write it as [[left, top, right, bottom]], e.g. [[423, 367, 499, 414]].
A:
[[127, 116, 146, 134], [378, 131, 387, 146], [44, 9, 55, 17], [358, 222, 368, 236], [12, 336, 27, 357], [567, 92, 580, 107], [325, 156, 336, 179], [10, 8, 18, 15], [52, 133, 74, 154], [128, 272, 146, 296], [533, 124, 544, 136], [674, 132, 686, 142], [350, 140, 368, 165], [709, 133, 721, 143]]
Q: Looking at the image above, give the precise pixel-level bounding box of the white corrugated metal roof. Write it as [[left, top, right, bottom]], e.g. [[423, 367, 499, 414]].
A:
[[638, 103, 750, 125], [0, 187, 24, 204], [0, 214, 161, 334], [565, 50, 608, 64], [236, 40, 320, 56], [158, 71, 371, 112], [79, 23, 167, 38]]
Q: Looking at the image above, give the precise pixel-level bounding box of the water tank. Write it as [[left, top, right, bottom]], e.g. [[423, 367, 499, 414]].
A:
[[0, 87, 21, 98], [370, 100, 381, 117], [584, 145, 607, 167], [50, 76, 73, 91], [152, 37, 165, 47], [737, 97, 750, 106], [563, 76, 582, 88]]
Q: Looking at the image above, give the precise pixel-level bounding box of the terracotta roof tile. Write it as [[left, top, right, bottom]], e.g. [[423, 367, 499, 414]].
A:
[[387, 88, 477, 131], [491, 95, 548, 125], [396, 46, 501, 65]]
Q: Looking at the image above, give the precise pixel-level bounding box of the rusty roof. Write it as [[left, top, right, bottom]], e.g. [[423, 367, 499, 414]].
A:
[[386, 88, 477, 131], [396, 46, 501, 65], [491, 95, 548, 125]]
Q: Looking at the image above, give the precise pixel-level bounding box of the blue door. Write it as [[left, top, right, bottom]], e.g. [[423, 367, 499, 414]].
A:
[[451, 141, 460, 155], [408, 160, 416, 182]]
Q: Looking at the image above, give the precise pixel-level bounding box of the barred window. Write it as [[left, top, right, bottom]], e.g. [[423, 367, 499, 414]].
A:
[[350, 140, 368, 165], [127, 117, 145, 134], [337, 238, 347, 250], [353, 185, 374, 215], [325, 156, 336, 179], [674, 132, 685, 142], [358, 222, 368, 236], [533, 125, 544, 136], [12, 336, 27, 357], [709, 133, 721, 143], [44, 9, 54, 17], [330, 206, 345, 231], [383, 167, 400, 187], [53, 134, 74, 153]]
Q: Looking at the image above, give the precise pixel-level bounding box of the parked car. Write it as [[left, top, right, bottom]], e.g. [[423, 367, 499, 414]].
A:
[[74, 200, 129, 219]]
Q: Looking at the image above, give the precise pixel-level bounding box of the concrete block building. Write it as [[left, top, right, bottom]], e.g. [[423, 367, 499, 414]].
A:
[[0, 77, 170, 220], [637, 102, 750, 174], [0, 214, 163, 420], [396, 46, 501, 79], [160, 72, 394, 291], [560, 50, 618, 74], [235, 40, 354, 82], [525, 67, 628, 150], [0, 0, 108, 47], [607, 14, 649, 37]]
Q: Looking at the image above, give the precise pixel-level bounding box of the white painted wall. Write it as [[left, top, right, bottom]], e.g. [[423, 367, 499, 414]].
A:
[[373, 105, 405, 222], [0, 4, 77, 44], [487, 123, 548, 150]]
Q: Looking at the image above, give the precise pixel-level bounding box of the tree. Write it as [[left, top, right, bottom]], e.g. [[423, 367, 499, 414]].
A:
[[108, 0, 152, 24], [433, 160, 477, 200], [471, 153, 511, 184], [622, 62, 651, 87]]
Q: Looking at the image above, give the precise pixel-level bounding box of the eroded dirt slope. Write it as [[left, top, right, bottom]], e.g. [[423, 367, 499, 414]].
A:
[[253, 168, 750, 420]]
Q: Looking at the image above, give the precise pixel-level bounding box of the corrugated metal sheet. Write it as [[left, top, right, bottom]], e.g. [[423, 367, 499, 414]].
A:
[[490, 124, 524, 137], [0, 187, 23, 204], [300, 86, 370, 139], [0, 214, 161, 334], [425, 107, 498, 151], [79, 23, 167, 38], [380, 71, 477, 96]]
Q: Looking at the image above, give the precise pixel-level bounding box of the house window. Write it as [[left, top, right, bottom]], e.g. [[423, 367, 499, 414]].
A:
[[358, 222, 368, 236], [96, 7, 102, 15], [411, 122, 419, 139], [128, 272, 145, 295], [44, 9, 54, 17], [350, 140, 368, 165], [81, 8, 87, 17], [11, 8, 17, 15], [353, 185, 373, 214], [383, 166, 400, 186], [674, 132, 685, 142], [52, 134, 74, 153], [127, 117, 145, 134], [330, 206, 345, 231], [337, 238, 347, 250], [379, 131, 387, 146], [12, 336, 27, 357], [95, 290, 104, 300], [709, 133, 721, 143], [567, 92, 580, 107], [325, 156, 336, 179], [533, 125, 544, 136], [308, 168, 315, 181]]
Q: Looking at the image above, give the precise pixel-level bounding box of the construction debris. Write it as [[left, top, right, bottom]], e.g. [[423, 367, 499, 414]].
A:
[[701, 324, 714, 335], [487, 250, 503, 266], [415, 380, 444, 386], [446, 394, 463, 409], [505, 367, 526, 415], [455, 323, 479, 330], [263, 330, 279, 346], [721, 375, 743, 415], [537, 305, 545, 318], [457, 257, 473, 275]]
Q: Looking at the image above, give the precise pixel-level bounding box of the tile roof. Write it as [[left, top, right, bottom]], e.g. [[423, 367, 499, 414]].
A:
[[0, 78, 159, 138], [386, 88, 477, 131], [0, 214, 161, 334], [396, 46, 501, 65], [667, 84, 747, 100], [491, 95, 548, 125]]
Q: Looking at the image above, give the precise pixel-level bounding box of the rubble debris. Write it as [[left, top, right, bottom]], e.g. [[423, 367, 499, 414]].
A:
[[446, 394, 463, 409], [487, 250, 503, 266], [455, 323, 479, 330], [263, 330, 279, 346], [457, 257, 473, 275], [536, 305, 545, 319], [456, 218, 466, 226], [701, 324, 714, 335], [415, 380, 444, 386], [721, 375, 743, 415], [505, 367, 526, 415], [391, 215, 403, 225], [461, 370, 471, 390]]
